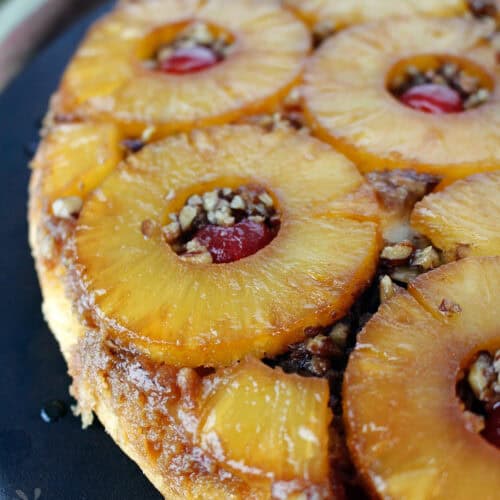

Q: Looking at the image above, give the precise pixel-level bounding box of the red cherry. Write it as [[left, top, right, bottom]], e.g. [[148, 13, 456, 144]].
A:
[[159, 46, 219, 74], [482, 404, 500, 449], [196, 219, 276, 264], [400, 84, 464, 114]]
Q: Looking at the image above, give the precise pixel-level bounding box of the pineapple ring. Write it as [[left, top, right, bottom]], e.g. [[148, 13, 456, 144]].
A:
[[344, 256, 500, 498], [31, 122, 124, 205], [284, 0, 472, 32], [70, 125, 381, 367], [28, 122, 125, 357], [196, 358, 332, 488], [412, 171, 500, 260], [29, 122, 124, 265], [57, 0, 310, 137], [304, 17, 500, 181]]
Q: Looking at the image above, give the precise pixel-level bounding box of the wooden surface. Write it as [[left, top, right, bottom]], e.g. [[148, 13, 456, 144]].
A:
[[0, 0, 105, 90]]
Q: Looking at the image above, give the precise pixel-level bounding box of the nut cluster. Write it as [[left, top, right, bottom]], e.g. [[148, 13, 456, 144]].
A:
[[51, 196, 83, 219], [390, 63, 491, 110], [149, 22, 232, 69], [379, 240, 442, 290], [162, 185, 279, 262], [367, 169, 440, 212], [468, 350, 500, 410], [242, 87, 308, 133], [268, 321, 351, 414]]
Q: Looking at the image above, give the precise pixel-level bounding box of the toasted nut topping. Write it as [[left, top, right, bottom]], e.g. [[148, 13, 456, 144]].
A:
[[379, 275, 397, 303], [381, 241, 414, 261], [328, 322, 350, 348], [203, 191, 218, 212], [179, 205, 199, 231], [469, 352, 496, 401], [162, 221, 181, 243], [464, 88, 490, 109], [438, 298, 462, 315], [411, 246, 440, 270], [153, 21, 231, 69], [180, 239, 213, 264], [188, 194, 203, 207], [248, 215, 265, 223], [367, 169, 440, 212], [166, 185, 280, 259], [463, 410, 485, 434], [389, 267, 420, 284], [141, 219, 157, 239], [258, 192, 274, 207], [390, 61, 491, 110], [306, 334, 342, 358], [179, 251, 213, 264], [185, 239, 206, 253], [186, 21, 214, 45], [214, 209, 235, 227], [51, 196, 83, 219], [215, 198, 229, 210], [230, 195, 246, 210]]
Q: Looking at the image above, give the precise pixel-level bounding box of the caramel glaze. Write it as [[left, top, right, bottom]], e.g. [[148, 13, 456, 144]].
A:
[[70, 330, 333, 498], [30, 164, 337, 498]]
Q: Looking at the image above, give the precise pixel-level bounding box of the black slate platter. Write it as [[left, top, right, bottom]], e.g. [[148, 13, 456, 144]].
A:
[[0, 3, 162, 499]]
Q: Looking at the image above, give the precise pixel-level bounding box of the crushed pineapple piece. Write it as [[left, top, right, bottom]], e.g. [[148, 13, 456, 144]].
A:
[[199, 358, 331, 483]]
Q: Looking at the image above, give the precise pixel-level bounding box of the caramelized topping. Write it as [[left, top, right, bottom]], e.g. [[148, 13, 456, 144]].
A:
[[367, 169, 440, 212], [149, 22, 232, 75], [163, 186, 280, 263], [390, 62, 491, 113], [460, 349, 500, 449]]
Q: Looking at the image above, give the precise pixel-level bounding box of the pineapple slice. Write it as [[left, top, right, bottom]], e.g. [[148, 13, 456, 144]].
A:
[[344, 256, 500, 499], [303, 18, 500, 181], [29, 122, 123, 266], [411, 171, 500, 260], [70, 125, 381, 366], [197, 358, 331, 492], [29, 122, 124, 355], [57, 0, 310, 137], [284, 0, 468, 32], [32, 122, 123, 204]]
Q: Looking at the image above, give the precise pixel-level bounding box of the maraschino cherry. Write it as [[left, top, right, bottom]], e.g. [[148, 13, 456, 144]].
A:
[[400, 83, 463, 114], [159, 46, 220, 74], [196, 219, 275, 263]]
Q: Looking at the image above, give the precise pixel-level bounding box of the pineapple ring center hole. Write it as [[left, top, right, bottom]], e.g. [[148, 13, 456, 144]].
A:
[[138, 21, 235, 74], [456, 348, 500, 449], [158, 185, 281, 264], [386, 55, 494, 113]]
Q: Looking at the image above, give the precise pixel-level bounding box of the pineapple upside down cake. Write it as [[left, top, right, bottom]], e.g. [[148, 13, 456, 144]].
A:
[[29, 0, 500, 498]]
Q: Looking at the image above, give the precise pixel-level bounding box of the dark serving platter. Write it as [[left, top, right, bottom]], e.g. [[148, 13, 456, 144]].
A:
[[0, 3, 162, 499]]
